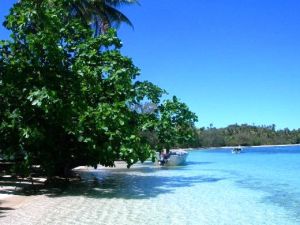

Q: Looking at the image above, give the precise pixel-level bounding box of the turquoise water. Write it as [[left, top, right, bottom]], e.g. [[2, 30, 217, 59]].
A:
[[1, 146, 300, 225]]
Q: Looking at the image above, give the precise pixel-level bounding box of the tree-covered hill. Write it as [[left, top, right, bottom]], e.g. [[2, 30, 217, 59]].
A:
[[181, 124, 300, 148]]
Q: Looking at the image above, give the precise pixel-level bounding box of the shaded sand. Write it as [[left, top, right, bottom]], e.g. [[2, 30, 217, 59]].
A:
[[0, 194, 38, 209], [0, 188, 42, 220], [0, 162, 150, 221], [0, 177, 45, 209]]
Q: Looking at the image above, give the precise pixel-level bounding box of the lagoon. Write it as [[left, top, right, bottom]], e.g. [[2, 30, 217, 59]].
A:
[[1, 146, 300, 225]]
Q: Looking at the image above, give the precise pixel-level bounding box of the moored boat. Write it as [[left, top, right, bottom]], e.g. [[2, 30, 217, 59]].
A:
[[158, 150, 188, 166], [232, 146, 242, 154]]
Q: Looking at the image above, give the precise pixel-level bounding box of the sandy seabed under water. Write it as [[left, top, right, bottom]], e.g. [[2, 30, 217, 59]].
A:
[[1, 147, 300, 225]]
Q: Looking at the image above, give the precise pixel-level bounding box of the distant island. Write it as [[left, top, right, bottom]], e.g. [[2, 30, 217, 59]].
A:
[[179, 124, 300, 148]]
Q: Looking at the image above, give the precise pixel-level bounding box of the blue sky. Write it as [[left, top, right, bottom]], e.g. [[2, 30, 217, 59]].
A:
[[1, 1, 300, 130]]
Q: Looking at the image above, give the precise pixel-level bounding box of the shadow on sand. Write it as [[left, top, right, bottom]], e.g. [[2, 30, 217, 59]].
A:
[[0, 162, 222, 202], [0, 206, 14, 218], [60, 165, 224, 199]]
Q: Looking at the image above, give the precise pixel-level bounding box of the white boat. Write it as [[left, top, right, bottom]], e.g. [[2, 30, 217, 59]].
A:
[[232, 146, 242, 154], [158, 150, 188, 166]]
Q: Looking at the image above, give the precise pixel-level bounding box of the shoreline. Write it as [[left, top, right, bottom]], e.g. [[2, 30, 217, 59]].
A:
[[175, 143, 300, 151]]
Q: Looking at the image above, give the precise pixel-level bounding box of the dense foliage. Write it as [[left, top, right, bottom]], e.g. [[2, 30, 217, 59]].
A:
[[0, 0, 197, 177], [184, 124, 300, 148]]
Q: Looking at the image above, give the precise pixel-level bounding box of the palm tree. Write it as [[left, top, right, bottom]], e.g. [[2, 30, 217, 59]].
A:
[[71, 0, 139, 35]]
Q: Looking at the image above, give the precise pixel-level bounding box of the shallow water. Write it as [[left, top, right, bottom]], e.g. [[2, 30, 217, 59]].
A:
[[1, 146, 300, 225]]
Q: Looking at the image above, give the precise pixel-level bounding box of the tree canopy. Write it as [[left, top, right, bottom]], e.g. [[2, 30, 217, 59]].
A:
[[0, 0, 197, 177], [156, 96, 198, 152]]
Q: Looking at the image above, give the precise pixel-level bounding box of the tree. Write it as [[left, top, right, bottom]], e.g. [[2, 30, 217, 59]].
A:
[[0, 0, 164, 177], [156, 96, 198, 153], [1, 0, 198, 178], [70, 0, 138, 35]]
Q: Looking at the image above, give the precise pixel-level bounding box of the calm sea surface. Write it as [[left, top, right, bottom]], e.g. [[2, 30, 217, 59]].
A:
[[1, 146, 300, 225]]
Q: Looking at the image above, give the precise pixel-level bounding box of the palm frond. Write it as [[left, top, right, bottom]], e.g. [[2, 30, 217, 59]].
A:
[[102, 5, 133, 28], [70, 0, 138, 35], [104, 0, 140, 7]]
